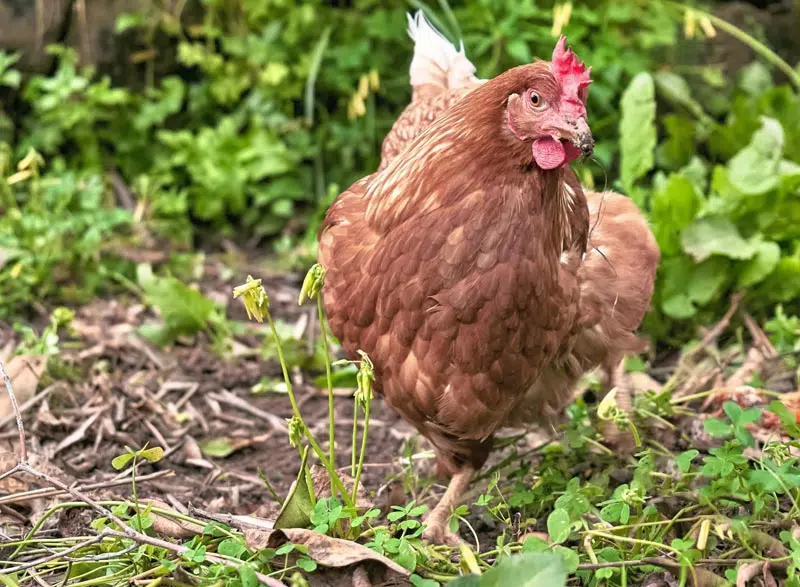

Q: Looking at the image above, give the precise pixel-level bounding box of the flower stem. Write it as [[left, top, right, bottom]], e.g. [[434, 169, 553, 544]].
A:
[[668, 1, 800, 91], [351, 401, 359, 477], [352, 393, 371, 503], [265, 311, 353, 507], [317, 294, 336, 468]]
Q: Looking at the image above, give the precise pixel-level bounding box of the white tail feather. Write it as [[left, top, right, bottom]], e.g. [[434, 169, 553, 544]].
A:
[[406, 10, 480, 91]]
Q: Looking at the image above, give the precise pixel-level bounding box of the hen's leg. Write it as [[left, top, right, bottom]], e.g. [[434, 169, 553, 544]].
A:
[[422, 466, 474, 546], [600, 356, 636, 452]]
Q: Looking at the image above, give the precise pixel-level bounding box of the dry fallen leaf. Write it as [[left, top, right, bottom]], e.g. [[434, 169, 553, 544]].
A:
[[0, 354, 47, 420], [736, 561, 777, 587], [143, 499, 205, 538], [244, 527, 409, 577]]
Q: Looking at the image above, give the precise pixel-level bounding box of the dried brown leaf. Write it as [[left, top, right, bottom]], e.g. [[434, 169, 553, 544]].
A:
[[0, 354, 47, 420], [243, 528, 409, 577], [736, 562, 761, 587], [143, 499, 204, 538]]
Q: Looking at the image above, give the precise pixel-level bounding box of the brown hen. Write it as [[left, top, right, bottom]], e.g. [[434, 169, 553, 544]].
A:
[[319, 24, 596, 544], [380, 12, 660, 444]]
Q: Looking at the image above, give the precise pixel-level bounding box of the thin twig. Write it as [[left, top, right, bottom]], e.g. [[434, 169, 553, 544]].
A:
[[0, 532, 115, 574], [0, 383, 57, 430], [0, 470, 173, 506], [208, 390, 288, 433], [0, 359, 27, 462]]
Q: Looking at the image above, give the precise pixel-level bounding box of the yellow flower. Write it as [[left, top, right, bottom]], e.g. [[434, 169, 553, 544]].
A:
[[684, 9, 696, 39], [551, 3, 573, 37], [232, 275, 269, 323]]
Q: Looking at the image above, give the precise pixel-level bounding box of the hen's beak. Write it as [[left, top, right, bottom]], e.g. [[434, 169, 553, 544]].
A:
[[564, 117, 594, 157]]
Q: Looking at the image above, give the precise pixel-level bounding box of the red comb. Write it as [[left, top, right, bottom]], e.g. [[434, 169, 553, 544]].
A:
[[551, 36, 592, 98]]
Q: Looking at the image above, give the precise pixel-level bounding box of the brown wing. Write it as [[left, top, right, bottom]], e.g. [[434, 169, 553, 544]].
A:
[[574, 190, 660, 364], [507, 190, 659, 427]]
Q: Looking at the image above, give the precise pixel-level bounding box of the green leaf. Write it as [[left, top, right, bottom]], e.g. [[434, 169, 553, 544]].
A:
[[296, 557, 317, 572], [651, 174, 702, 257], [739, 240, 781, 287], [662, 293, 696, 319], [553, 546, 579, 573], [654, 71, 705, 119], [139, 446, 164, 463], [410, 575, 441, 587], [480, 552, 567, 587], [111, 452, 135, 471], [738, 62, 773, 97], [522, 535, 550, 552], [687, 257, 729, 305], [275, 446, 314, 530], [758, 257, 800, 302], [547, 508, 571, 544], [218, 538, 248, 559], [199, 437, 237, 458], [115, 12, 147, 33], [681, 216, 756, 263], [703, 418, 733, 438], [676, 449, 699, 473], [767, 400, 796, 428], [238, 565, 258, 587], [620, 72, 656, 191], [727, 117, 784, 195]]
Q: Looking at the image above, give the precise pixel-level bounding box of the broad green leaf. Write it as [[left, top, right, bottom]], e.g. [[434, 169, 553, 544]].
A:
[[218, 538, 248, 559], [238, 565, 258, 587], [727, 117, 783, 195], [553, 546, 579, 573], [738, 62, 773, 97], [758, 257, 800, 302], [703, 418, 733, 438], [139, 446, 164, 463], [410, 575, 441, 587], [686, 257, 728, 305], [199, 437, 237, 458], [522, 535, 550, 552], [681, 216, 756, 262], [452, 552, 567, 587], [738, 240, 780, 287], [676, 449, 699, 473], [662, 293, 696, 319], [547, 508, 571, 544], [657, 115, 696, 171], [481, 552, 567, 587], [111, 452, 135, 470], [619, 72, 656, 191], [654, 71, 705, 119], [651, 174, 702, 257]]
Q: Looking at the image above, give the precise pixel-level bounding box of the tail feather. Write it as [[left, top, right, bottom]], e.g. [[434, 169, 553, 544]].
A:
[[406, 10, 480, 91]]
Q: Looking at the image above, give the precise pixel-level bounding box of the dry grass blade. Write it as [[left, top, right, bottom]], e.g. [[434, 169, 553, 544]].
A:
[[208, 390, 288, 432]]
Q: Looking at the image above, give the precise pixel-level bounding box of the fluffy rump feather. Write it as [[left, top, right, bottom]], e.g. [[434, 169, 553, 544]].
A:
[[406, 11, 480, 92]]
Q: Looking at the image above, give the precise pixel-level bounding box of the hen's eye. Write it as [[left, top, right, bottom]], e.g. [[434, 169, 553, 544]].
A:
[[530, 92, 542, 107]]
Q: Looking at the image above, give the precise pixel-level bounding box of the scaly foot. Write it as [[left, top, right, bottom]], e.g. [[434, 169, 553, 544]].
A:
[[422, 518, 466, 546]]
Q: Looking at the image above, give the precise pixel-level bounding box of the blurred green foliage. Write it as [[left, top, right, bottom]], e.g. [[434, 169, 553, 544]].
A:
[[0, 0, 797, 348]]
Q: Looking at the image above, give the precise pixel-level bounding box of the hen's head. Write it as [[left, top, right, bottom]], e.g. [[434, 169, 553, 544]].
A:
[[502, 37, 593, 170]]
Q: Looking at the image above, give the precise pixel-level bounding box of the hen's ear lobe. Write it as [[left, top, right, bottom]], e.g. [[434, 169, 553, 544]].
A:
[[507, 92, 520, 107]]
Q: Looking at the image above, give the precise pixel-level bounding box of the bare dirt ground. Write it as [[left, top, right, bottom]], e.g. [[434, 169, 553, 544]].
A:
[[0, 260, 430, 539]]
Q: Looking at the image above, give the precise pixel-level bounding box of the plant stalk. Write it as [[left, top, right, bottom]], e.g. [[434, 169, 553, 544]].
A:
[[352, 394, 371, 503], [317, 294, 336, 468], [265, 311, 353, 507], [668, 2, 800, 91]]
